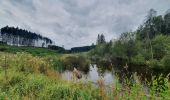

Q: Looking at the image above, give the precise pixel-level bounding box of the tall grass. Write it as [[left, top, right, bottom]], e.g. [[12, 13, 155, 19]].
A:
[[0, 52, 170, 100], [0, 52, 99, 99]]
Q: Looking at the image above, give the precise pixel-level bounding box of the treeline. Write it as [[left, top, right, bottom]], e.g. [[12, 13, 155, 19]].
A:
[[89, 9, 170, 70], [48, 45, 95, 53], [48, 45, 65, 52], [0, 26, 53, 47], [71, 45, 96, 53]]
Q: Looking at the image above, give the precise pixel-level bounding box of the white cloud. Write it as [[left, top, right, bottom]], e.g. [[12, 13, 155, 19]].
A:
[[0, 0, 170, 49]]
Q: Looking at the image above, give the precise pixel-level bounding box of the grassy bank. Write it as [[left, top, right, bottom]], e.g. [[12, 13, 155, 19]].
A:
[[0, 44, 61, 57]]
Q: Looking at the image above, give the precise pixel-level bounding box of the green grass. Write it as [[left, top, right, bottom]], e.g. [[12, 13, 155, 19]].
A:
[[0, 71, 99, 100], [0, 44, 61, 57], [0, 50, 170, 99], [0, 52, 99, 99]]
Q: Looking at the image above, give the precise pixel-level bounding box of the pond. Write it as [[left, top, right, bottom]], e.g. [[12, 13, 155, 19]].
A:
[[62, 64, 116, 85], [61, 63, 170, 86]]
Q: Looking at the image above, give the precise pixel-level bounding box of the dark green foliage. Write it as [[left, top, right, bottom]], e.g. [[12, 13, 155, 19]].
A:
[[96, 34, 106, 45], [152, 35, 168, 60], [131, 54, 145, 65], [164, 11, 170, 34], [71, 45, 96, 53], [89, 9, 170, 70], [161, 55, 170, 69], [48, 45, 66, 53]]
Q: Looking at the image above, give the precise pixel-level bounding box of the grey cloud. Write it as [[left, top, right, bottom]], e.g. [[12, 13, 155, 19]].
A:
[[0, 0, 170, 49], [6, 0, 36, 15]]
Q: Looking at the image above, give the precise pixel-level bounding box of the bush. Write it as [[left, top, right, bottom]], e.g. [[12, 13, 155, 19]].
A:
[[161, 55, 170, 69], [131, 54, 145, 65], [148, 59, 164, 69], [152, 35, 168, 60]]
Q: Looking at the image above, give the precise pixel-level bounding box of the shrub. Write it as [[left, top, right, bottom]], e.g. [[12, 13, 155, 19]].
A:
[[161, 55, 170, 69], [131, 54, 145, 65], [148, 59, 164, 69]]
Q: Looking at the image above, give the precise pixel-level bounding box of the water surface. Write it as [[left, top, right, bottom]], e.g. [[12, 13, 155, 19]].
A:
[[62, 64, 116, 85]]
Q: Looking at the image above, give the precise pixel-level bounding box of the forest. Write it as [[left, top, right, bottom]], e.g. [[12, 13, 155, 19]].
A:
[[0, 26, 53, 47]]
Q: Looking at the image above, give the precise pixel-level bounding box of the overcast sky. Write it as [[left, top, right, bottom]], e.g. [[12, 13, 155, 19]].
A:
[[0, 0, 170, 49]]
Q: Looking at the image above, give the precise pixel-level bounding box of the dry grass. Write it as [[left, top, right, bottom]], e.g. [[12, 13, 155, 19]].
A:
[[97, 79, 108, 100]]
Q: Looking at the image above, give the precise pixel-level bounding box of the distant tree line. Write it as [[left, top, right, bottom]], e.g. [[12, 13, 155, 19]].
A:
[[48, 45, 96, 53], [0, 26, 53, 47], [71, 45, 96, 53], [48, 45, 65, 53]]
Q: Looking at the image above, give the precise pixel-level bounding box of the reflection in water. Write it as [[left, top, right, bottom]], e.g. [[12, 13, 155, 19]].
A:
[[62, 64, 115, 85], [62, 63, 169, 87]]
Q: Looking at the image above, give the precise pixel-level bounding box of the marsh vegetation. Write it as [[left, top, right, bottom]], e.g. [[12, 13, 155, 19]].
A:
[[0, 52, 170, 99]]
